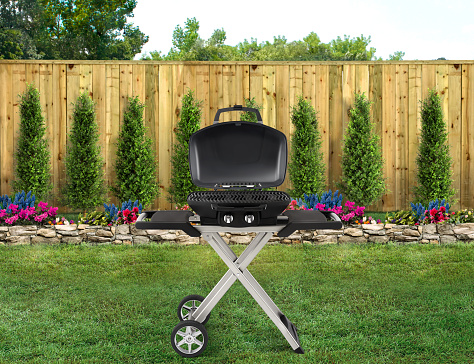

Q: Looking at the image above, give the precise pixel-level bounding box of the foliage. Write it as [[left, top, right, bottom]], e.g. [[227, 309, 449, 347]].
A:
[[240, 97, 263, 123], [168, 89, 203, 206], [142, 17, 404, 61], [385, 210, 418, 226], [288, 96, 326, 198], [112, 96, 159, 207], [0, 0, 147, 60], [63, 93, 106, 210], [337, 93, 386, 207], [78, 211, 110, 226], [12, 84, 52, 200], [104, 199, 143, 223], [296, 190, 343, 210], [413, 89, 456, 205], [0, 190, 35, 211], [449, 209, 474, 224], [0, 200, 57, 225]]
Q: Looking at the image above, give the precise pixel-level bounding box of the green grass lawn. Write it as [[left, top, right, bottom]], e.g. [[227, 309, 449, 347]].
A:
[[0, 243, 473, 363]]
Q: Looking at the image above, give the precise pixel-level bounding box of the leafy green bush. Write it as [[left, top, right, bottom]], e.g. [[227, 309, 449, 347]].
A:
[[63, 93, 106, 210], [385, 210, 417, 225], [12, 84, 52, 200], [413, 89, 456, 205], [168, 89, 203, 206], [288, 96, 326, 198], [337, 92, 386, 207], [112, 96, 159, 207]]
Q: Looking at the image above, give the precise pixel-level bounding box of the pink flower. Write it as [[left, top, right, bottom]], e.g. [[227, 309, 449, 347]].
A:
[[0, 209, 7, 219], [8, 204, 19, 213], [48, 207, 58, 217], [34, 212, 48, 222], [439, 206, 446, 213], [345, 201, 355, 210], [315, 203, 326, 210], [38, 201, 48, 211], [355, 206, 365, 216], [5, 215, 19, 224], [123, 209, 131, 217]]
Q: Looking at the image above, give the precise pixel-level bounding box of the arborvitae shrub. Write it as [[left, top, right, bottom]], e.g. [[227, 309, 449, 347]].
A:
[[413, 89, 456, 204], [168, 89, 203, 206], [288, 96, 326, 198], [63, 93, 106, 210], [12, 84, 52, 200], [336, 92, 385, 207], [112, 96, 159, 207]]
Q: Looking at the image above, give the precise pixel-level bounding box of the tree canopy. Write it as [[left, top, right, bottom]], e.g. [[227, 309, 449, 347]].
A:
[[142, 17, 405, 61], [0, 0, 148, 60]]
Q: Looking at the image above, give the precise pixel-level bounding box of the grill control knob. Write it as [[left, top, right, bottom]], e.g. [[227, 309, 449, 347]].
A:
[[223, 214, 233, 224], [244, 214, 255, 224]]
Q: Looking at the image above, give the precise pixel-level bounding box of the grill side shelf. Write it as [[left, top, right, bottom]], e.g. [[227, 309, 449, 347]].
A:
[[277, 210, 343, 237], [135, 211, 201, 237]]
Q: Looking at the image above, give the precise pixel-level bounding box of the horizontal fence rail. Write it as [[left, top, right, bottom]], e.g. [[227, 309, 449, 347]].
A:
[[0, 60, 473, 212]]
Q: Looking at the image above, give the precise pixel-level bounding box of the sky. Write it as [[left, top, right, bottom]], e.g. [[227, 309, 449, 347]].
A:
[[131, 0, 474, 61]]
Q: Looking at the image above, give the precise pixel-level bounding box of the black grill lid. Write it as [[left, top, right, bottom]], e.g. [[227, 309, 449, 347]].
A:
[[188, 106, 287, 189]]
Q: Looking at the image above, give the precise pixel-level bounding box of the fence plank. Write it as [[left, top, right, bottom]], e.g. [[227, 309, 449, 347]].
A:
[[369, 64, 383, 210], [52, 64, 67, 207], [315, 65, 330, 189], [396, 64, 409, 210], [461, 65, 474, 208], [105, 64, 120, 206], [0, 64, 13, 195], [158, 65, 173, 209], [448, 64, 462, 210], [328, 65, 343, 192], [276, 65, 290, 193], [262, 65, 276, 128], [11, 64, 26, 194], [382, 64, 396, 211], [408, 64, 422, 206]]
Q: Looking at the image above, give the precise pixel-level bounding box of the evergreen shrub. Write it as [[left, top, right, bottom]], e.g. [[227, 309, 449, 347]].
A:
[[288, 96, 326, 198], [12, 84, 52, 200], [112, 96, 159, 207], [63, 93, 106, 210], [337, 92, 385, 207], [168, 89, 203, 206], [413, 89, 456, 204]]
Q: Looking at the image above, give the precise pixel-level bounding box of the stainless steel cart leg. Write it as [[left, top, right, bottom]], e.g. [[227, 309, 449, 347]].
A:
[[190, 231, 304, 354]]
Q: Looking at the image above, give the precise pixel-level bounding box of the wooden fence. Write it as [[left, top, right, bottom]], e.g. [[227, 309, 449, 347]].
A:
[[0, 60, 473, 212]]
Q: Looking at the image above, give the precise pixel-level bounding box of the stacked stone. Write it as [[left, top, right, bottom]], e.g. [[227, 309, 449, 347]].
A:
[[0, 223, 474, 246]]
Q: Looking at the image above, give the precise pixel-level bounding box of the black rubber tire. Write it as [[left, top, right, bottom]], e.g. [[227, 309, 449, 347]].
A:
[[171, 320, 208, 358], [177, 294, 210, 324]]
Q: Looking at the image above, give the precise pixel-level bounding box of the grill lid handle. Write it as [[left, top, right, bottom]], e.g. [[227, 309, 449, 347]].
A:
[[213, 105, 263, 124]]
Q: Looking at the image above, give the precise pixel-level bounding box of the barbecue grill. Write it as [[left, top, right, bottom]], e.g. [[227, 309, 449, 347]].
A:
[[136, 105, 342, 357]]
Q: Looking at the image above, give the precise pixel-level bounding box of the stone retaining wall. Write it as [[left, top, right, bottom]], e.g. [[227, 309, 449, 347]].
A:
[[1, 223, 474, 246]]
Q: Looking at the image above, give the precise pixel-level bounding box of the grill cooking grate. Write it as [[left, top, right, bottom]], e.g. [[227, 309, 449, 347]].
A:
[[188, 191, 290, 204]]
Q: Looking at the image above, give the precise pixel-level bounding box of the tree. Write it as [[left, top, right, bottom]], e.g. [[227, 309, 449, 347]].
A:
[[63, 93, 106, 210], [143, 17, 404, 61], [12, 84, 52, 200], [0, 0, 148, 60], [112, 96, 159, 207], [288, 96, 326, 198], [337, 93, 386, 207], [168, 89, 203, 206], [413, 89, 456, 204]]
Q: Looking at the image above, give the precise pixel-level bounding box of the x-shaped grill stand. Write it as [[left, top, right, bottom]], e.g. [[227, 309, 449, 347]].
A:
[[188, 225, 304, 354]]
